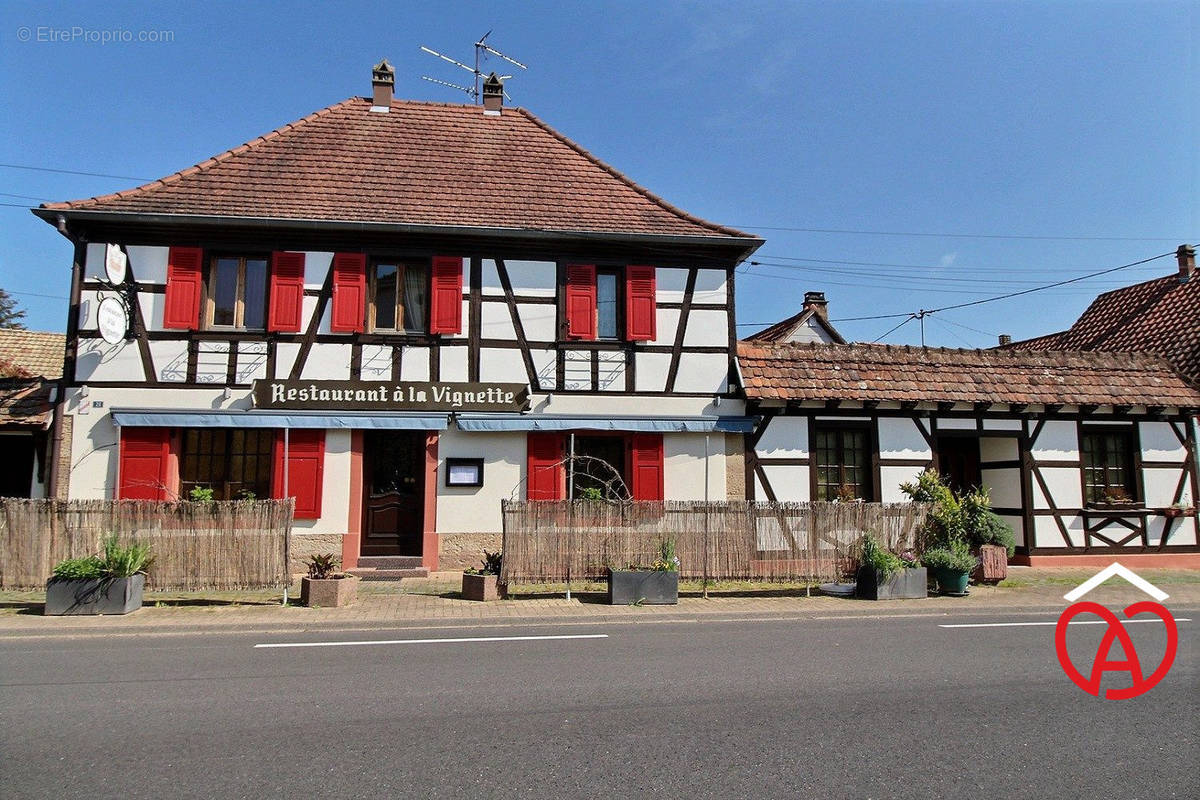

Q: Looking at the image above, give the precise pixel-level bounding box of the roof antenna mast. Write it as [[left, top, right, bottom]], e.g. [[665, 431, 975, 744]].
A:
[[419, 31, 527, 104]]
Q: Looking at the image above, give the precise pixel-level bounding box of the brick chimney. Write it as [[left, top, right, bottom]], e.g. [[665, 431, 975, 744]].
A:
[[803, 291, 829, 318], [371, 59, 395, 112], [482, 72, 504, 115], [998, 334, 1012, 346], [1178, 244, 1195, 284]]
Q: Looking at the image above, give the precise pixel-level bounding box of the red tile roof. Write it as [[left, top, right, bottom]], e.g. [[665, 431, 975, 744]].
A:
[[745, 309, 846, 344], [1005, 271, 1200, 386], [41, 98, 757, 244], [0, 379, 54, 428], [0, 330, 65, 379], [737, 341, 1200, 408]]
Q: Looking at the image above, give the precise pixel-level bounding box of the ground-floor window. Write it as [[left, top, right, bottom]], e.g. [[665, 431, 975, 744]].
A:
[[814, 424, 872, 501], [1081, 429, 1136, 504], [526, 431, 664, 502], [180, 428, 274, 501], [570, 434, 630, 499]]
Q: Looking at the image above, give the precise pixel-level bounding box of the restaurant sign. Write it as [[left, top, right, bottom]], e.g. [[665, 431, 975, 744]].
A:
[[252, 380, 530, 412]]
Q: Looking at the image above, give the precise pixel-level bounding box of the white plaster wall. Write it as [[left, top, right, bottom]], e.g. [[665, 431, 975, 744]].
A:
[[1143, 467, 1188, 507], [290, 429, 352, 536], [683, 310, 729, 347], [517, 304, 555, 342], [75, 339, 144, 383], [446, 300, 470, 340], [84, 243, 108, 280], [436, 428, 525, 533], [360, 344, 392, 380], [479, 302, 516, 340], [654, 308, 681, 347], [562, 350, 590, 390], [302, 251, 333, 288], [303, 296, 332, 334], [981, 467, 1022, 509], [1034, 514, 1084, 547], [937, 418, 977, 431], [138, 292, 164, 331], [300, 343, 351, 380], [236, 342, 268, 384], [656, 268, 690, 303], [530, 394, 731, 417], [77, 289, 100, 330], [1160, 516, 1198, 546], [1140, 421, 1187, 461], [597, 352, 626, 391], [999, 514, 1025, 547], [755, 417, 808, 460], [531, 348, 556, 391], [479, 347, 527, 384], [194, 341, 229, 384], [785, 316, 836, 344], [673, 353, 728, 394], [273, 343, 300, 379], [980, 437, 1018, 463], [484, 259, 556, 297], [693, 269, 728, 304], [1032, 421, 1079, 460], [982, 418, 1022, 431], [151, 340, 189, 382], [1035, 467, 1083, 509], [126, 245, 168, 284], [664, 433, 727, 500], [67, 392, 119, 499], [440, 346, 469, 382], [881, 466, 925, 501], [400, 346, 431, 381], [878, 418, 930, 459], [760, 464, 808, 501]]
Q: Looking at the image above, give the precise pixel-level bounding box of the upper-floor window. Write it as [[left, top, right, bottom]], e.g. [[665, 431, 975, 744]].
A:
[[208, 255, 268, 330], [596, 268, 622, 339], [1082, 429, 1136, 504], [814, 423, 872, 501], [564, 263, 656, 342], [369, 262, 427, 333]]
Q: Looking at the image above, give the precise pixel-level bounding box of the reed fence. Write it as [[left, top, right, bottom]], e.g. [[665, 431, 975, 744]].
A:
[[500, 500, 932, 585], [0, 499, 293, 590]]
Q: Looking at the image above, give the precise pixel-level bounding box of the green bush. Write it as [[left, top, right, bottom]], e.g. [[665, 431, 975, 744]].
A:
[[900, 471, 1014, 555], [52, 556, 104, 579], [857, 534, 905, 579], [972, 511, 1016, 557], [50, 535, 153, 579], [189, 486, 214, 503], [921, 539, 979, 573], [305, 553, 340, 580]]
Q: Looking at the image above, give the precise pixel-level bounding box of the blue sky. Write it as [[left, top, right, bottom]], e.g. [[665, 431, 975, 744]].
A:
[[1, 0, 1195, 346]]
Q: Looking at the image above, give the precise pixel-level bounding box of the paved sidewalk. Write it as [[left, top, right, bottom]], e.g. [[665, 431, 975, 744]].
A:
[[3, 569, 1198, 639]]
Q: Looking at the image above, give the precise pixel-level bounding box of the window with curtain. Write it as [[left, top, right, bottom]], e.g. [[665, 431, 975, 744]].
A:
[[814, 425, 872, 501], [370, 262, 427, 332], [208, 255, 268, 329], [1081, 429, 1136, 504]]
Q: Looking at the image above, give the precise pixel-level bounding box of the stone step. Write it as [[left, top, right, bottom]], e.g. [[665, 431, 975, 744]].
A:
[[346, 567, 429, 581], [355, 556, 424, 570]]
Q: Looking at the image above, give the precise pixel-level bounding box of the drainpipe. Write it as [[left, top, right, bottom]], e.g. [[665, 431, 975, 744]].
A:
[[703, 432, 710, 599], [282, 428, 290, 606], [566, 432, 575, 602]]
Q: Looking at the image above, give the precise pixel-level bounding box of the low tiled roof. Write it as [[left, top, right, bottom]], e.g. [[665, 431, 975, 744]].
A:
[[40, 97, 758, 245], [1005, 272, 1200, 387], [737, 341, 1200, 408], [0, 330, 65, 379], [745, 308, 846, 344], [0, 378, 54, 428]]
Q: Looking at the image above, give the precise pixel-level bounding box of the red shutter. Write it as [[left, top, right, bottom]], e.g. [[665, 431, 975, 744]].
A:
[[429, 256, 464, 334], [330, 253, 366, 333], [625, 265, 657, 341], [630, 433, 665, 501], [565, 264, 597, 340], [163, 247, 203, 330], [527, 433, 565, 501], [272, 430, 325, 519], [268, 251, 306, 332], [118, 427, 170, 500]]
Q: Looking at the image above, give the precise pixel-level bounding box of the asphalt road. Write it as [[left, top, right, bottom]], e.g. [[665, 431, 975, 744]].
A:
[[2, 609, 1196, 800]]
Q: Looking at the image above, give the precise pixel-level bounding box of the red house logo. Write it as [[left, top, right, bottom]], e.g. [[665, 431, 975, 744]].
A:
[[1055, 563, 1178, 699]]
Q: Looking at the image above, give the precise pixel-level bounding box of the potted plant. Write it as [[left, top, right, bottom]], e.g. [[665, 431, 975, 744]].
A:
[[45, 535, 154, 616], [921, 539, 979, 596], [1094, 486, 1138, 510], [300, 553, 358, 608], [607, 538, 679, 605], [462, 550, 505, 601], [854, 535, 927, 600], [960, 489, 1015, 583], [1164, 502, 1194, 519]]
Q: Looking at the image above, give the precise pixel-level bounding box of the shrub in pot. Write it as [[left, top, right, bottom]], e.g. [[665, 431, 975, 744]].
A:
[[608, 538, 679, 605], [854, 535, 927, 600], [300, 553, 358, 608], [45, 536, 154, 616], [921, 539, 979, 596], [462, 549, 506, 601]]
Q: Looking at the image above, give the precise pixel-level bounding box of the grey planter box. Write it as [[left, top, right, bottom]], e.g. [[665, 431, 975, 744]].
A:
[[44, 575, 145, 616], [855, 566, 927, 600], [607, 569, 678, 605]]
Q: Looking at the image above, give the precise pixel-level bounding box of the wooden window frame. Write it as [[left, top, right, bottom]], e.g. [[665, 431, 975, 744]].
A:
[[205, 253, 270, 331], [594, 267, 624, 341], [368, 259, 429, 334], [1081, 427, 1138, 506], [812, 422, 874, 502], [179, 428, 275, 501]]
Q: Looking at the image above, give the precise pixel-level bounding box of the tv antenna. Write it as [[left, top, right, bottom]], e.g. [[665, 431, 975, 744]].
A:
[[419, 30, 526, 103]]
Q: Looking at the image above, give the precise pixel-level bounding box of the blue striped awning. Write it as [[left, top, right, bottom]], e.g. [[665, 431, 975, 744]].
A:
[[110, 409, 448, 430], [453, 414, 756, 433]]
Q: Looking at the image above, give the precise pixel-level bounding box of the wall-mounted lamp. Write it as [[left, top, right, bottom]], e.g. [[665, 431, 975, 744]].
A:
[[79, 384, 90, 398], [223, 387, 233, 400], [713, 395, 722, 407], [546, 392, 553, 405]]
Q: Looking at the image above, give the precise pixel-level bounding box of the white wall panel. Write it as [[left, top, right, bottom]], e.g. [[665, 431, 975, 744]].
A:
[[194, 341, 229, 384], [440, 346, 469, 382], [999, 514, 1025, 547], [562, 350, 590, 391], [1139, 421, 1187, 462], [235, 342, 268, 384], [137, 292, 164, 331], [479, 347, 527, 384], [125, 245, 168, 284], [84, 243, 107, 280], [151, 340, 189, 382], [654, 308, 681, 347], [290, 429, 351, 536], [531, 348, 556, 391], [495, 260, 556, 297], [273, 343, 300, 379], [1143, 467, 1187, 508], [664, 433, 727, 501], [479, 302, 516, 340], [302, 296, 331, 334], [878, 418, 931, 459], [937, 418, 977, 431], [656, 268, 690, 303], [755, 416, 808, 460], [400, 346, 431, 381], [760, 464, 808, 502], [982, 418, 1022, 431], [881, 466, 925, 501], [692, 269, 728, 303], [1040, 467, 1083, 509], [75, 339, 145, 383], [1032, 421, 1079, 460], [302, 251, 333, 288], [980, 437, 1018, 462], [597, 351, 626, 391], [981, 467, 1022, 509], [301, 344, 351, 380], [359, 344, 393, 380], [77, 290, 99, 330], [672, 353, 728, 394], [683, 310, 729, 347], [517, 304, 556, 342]]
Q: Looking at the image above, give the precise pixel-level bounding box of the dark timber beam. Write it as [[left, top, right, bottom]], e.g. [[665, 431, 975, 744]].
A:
[[1079, 404, 1099, 415], [863, 400, 880, 410], [1044, 404, 1063, 415], [1009, 403, 1027, 415], [974, 401, 992, 413], [824, 399, 842, 410], [900, 400, 919, 412], [937, 401, 955, 413]]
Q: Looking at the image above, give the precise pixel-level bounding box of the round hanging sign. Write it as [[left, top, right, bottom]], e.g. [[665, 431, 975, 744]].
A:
[[104, 244, 127, 285], [97, 296, 129, 345]]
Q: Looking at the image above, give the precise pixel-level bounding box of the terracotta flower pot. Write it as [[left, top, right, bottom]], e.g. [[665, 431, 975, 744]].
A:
[[301, 575, 358, 607], [462, 572, 506, 601]]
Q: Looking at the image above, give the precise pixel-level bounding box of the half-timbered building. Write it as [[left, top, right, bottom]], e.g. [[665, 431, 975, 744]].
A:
[[33, 63, 761, 573], [737, 339, 1200, 566]]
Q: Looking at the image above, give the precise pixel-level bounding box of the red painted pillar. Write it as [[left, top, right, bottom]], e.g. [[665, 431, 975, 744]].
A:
[[423, 431, 439, 571], [342, 430, 364, 570]]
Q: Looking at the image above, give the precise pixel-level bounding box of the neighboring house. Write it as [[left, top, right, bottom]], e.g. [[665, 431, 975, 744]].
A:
[[33, 63, 761, 572], [0, 329, 65, 498], [737, 339, 1200, 566], [744, 291, 845, 344]]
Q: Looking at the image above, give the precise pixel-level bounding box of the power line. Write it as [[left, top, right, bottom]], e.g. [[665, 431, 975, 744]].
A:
[[872, 316, 915, 343], [750, 253, 1178, 274], [0, 191, 52, 202], [0, 163, 151, 181], [4, 290, 69, 300], [730, 223, 1188, 242]]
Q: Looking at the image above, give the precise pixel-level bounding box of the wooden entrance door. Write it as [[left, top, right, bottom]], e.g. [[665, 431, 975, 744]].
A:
[[936, 436, 981, 495], [361, 431, 425, 556]]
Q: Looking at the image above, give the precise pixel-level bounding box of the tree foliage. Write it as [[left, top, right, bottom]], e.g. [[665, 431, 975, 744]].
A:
[[0, 288, 27, 330]]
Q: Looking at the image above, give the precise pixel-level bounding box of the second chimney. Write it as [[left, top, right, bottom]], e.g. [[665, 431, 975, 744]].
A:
[[998, 334, 1012, 346], [1178, 244, 1196, 284], [803, 291, 829, 318], [371, 59, 395, 111], [482, 73, 504, 115]]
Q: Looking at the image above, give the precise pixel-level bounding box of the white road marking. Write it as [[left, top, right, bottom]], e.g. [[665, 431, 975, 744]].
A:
[[939, 618, 1190, 629], [254, 633, 609, 649], [1062, 562, 1169, 602]]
